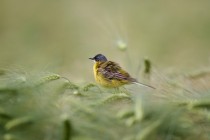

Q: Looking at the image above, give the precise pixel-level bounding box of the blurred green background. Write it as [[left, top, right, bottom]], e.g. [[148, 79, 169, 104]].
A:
[[0, 0, 210, 81]]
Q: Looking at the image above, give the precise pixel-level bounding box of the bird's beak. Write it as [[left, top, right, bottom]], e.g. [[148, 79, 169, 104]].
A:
[[89, 57, 94, 60]]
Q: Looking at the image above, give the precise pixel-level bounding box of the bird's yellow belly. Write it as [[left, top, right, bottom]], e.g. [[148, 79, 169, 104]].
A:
[[93, 64, 127, 88], [95, 74, 125, 88]]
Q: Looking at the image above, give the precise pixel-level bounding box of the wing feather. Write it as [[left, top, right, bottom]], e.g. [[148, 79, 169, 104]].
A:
[[98, 61, 132, 81]]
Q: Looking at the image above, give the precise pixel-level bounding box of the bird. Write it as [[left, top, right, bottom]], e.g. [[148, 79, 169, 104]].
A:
[[89, 54, 155, 89]]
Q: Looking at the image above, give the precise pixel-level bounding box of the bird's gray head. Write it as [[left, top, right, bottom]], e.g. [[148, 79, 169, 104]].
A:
[[89, 54, 108, 62]]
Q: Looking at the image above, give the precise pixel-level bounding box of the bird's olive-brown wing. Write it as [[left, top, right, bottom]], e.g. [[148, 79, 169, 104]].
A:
[[98, 61, 132, 81]]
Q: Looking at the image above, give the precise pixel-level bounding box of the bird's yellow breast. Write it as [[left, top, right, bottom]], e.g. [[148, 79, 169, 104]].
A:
[[93, 62, 128, 88]]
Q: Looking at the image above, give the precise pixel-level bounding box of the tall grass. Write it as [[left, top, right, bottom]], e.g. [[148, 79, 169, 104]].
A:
[[0, 68, 210, 140]]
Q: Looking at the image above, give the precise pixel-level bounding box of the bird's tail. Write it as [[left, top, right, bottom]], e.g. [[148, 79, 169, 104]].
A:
[[132, 81, 155, 89]]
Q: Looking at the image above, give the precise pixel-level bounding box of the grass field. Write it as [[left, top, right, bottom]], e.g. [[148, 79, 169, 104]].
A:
[[0, 66, 210, 140], [1, 1, 210, 140]]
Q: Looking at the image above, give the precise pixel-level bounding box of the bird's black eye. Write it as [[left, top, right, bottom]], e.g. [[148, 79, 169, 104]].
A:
[[94, 57, 98, 61]]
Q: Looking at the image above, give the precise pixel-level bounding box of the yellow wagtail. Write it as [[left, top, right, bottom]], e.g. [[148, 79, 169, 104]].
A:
[[89, 54, 155, 89]]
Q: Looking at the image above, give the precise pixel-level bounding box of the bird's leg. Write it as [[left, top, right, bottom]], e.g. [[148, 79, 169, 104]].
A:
[[113, 87, 120, 94]]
